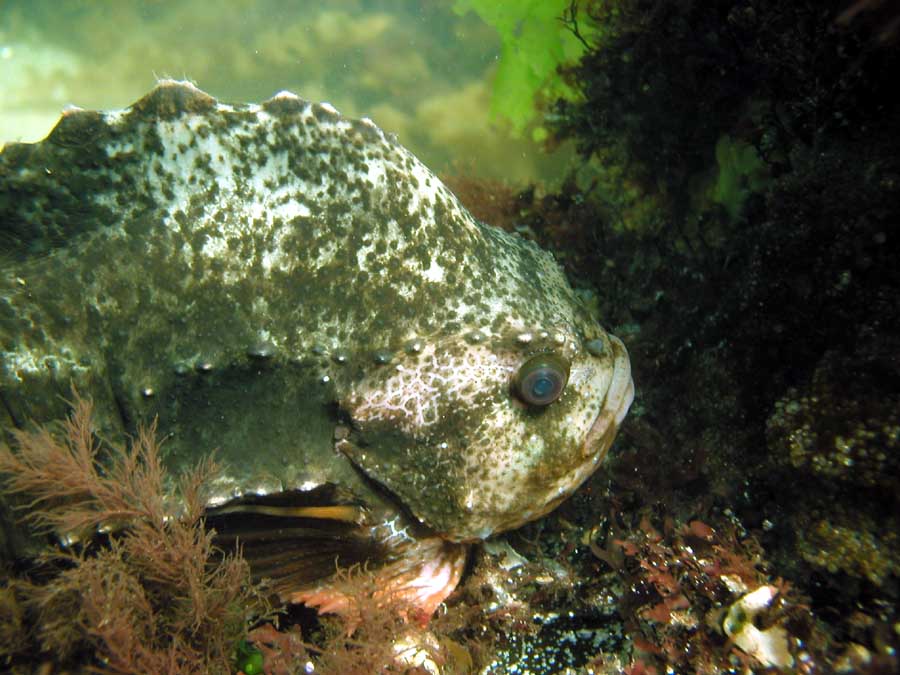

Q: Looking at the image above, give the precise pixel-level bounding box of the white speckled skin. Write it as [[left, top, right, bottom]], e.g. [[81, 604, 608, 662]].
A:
[[0, 80, 633, 545]]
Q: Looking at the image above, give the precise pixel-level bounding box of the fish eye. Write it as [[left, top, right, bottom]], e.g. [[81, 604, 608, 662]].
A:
[[514, 354, 570, 407]]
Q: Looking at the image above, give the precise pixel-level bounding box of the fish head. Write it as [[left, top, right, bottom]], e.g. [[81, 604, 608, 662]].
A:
[[338, 232, 634, 543]]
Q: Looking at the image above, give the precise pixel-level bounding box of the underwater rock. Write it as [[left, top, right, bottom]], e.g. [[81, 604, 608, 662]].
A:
[[767, 342, 900, 492], [797, 512, 898, 586], [0, 81, 633, 616], [766, 338, 900, 586]]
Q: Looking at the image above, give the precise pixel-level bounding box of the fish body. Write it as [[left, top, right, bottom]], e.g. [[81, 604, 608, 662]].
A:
[[0, 81, 633, 614]]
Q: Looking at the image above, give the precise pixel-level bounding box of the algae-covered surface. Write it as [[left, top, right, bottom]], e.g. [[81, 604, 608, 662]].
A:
[[2, 1, 900, 674]]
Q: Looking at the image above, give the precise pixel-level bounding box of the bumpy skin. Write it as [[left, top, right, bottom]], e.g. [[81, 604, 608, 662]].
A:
[[0, 81, 633, 543]]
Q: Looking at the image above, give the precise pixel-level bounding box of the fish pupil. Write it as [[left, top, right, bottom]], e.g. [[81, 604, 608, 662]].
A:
[[531, 375, 555, 398], [514, 354, 570, 406]]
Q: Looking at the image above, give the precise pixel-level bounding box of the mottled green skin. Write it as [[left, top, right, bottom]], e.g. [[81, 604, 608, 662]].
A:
[[0, 81, 632, 543]]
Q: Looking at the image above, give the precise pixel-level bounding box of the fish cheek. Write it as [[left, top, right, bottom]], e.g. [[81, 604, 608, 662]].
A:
[[336, 387, 498, 540], [339, 427, 452, 536]]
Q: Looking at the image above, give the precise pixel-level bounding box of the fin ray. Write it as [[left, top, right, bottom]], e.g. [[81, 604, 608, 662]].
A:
[[205, 484, 391, 598]]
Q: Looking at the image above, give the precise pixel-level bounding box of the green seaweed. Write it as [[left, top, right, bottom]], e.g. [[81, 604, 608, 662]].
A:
[[711, 134, 769, 221], [453, 0, 593, 137], [234, 639, 265, 675]]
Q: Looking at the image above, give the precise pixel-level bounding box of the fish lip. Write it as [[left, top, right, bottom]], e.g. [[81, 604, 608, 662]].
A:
[[581, 335, 634, 461]]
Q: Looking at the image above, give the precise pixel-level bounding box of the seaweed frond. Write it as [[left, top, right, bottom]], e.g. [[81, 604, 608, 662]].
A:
[[0, 395, 217, 539], [0, 395, 270, 674]]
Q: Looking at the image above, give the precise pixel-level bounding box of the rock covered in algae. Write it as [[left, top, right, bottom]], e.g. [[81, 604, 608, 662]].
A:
[[767, 341, 900, 491], [767, 339, 900, 585]]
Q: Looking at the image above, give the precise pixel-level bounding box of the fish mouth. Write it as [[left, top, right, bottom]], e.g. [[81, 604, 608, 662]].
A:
[[581, 335, 634, 462]]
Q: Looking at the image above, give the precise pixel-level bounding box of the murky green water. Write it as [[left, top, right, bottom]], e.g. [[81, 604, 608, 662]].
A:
[[0, 0, 576, 184]]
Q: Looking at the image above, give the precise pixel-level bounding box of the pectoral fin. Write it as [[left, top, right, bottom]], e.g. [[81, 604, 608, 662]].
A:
[[205, 483, 390, 599], [206, 483, 468, 623]]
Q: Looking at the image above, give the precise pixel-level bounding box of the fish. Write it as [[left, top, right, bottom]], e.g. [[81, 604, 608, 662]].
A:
[[0, 80, 633, 618]]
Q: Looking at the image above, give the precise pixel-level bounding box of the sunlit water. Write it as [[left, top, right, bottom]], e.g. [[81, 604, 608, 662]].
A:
[[0, 0, 572, 184]]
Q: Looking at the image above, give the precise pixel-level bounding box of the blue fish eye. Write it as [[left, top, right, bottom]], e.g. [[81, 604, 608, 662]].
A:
[[514, 354, 570, 407], [531, 376, 554, 398]]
